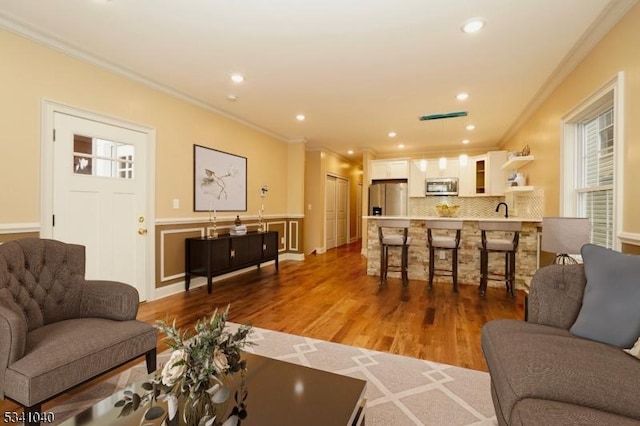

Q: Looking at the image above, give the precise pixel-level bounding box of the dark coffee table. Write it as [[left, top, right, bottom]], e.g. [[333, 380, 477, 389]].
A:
[[60, 352, 366, 426]]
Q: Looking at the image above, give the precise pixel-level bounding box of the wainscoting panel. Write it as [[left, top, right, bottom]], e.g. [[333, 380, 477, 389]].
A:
[[160, 227, 204, 282], [266, 221, 286, 251]]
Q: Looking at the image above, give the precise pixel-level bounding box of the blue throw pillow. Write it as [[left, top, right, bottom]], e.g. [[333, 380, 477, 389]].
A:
[[570, 244, 640, 348]]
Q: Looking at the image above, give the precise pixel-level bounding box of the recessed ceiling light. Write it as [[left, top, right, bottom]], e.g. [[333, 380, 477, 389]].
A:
[[296, 114, 306, 121], [398, 144, 405, 149], [230, 73, 245, 83], [226, 94, 238, 102], [388, 131, 397, 138], [462, 18, 486, 33], [347, 150, 354, 155], [466, 124, 475, 131], [462, 139, 470, 144], [456, 92, 469, 101]]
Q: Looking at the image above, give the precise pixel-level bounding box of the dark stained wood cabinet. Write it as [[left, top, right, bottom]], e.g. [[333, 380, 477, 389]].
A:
[[185, 231, 279, 294]]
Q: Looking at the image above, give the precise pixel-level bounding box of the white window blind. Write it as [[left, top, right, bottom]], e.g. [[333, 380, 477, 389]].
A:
[[577, 108, 614, 248]]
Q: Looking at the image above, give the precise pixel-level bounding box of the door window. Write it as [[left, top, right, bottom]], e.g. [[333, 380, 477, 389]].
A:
[[73, 134, 135, 179]]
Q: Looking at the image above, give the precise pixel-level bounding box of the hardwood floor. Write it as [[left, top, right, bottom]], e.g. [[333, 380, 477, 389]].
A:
[[138, 240, 523, 371], [0, 240, 524, 415]]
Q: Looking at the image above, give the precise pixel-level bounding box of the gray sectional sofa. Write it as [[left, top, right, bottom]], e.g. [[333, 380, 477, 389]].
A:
[[0, 238, 157, 425], [482, 247, 640, 425]]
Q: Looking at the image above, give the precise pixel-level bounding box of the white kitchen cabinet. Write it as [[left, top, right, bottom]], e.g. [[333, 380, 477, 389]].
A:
[[486, 151, 507, 195], [458, 158, 475, 196], [370, 159, 409, 180], [458, 151, 507, 197], [425, 158, 459, 178], [409, 160, 427, 197]]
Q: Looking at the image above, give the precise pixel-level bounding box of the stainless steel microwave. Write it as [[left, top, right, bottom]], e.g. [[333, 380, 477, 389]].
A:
[[425, 177, 458, 196]]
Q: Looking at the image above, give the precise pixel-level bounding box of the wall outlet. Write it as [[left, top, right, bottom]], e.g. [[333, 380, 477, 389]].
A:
[[308, 204, 312, 210], [172, 199, 180, 209], [439, 251, 446, 260]]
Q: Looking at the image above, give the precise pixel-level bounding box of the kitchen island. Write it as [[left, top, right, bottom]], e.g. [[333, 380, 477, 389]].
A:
[[366, 216, 541, 291]]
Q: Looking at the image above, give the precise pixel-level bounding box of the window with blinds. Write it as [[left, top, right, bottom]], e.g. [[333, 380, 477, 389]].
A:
[[577, 108, 614, 248]]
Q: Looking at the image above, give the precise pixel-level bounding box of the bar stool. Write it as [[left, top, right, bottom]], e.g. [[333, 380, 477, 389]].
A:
[[425, 219, 463, 292], [377, 218, 412, 287], [477, 221, 522, 298]]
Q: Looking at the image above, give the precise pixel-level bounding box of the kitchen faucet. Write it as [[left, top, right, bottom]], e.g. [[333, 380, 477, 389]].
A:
[[496, 202, 509, 218]]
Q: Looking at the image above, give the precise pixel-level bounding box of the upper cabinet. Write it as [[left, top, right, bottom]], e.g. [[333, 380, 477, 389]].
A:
[[408, 160, 426, 197], [459, 151, 507, 197], [409, 158, 460, 197], [370, 159, 409, 180], [425, 158, 459, 178]]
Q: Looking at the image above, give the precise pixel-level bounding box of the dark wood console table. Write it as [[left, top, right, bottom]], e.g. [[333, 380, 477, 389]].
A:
[[185, 231, 279, 294]]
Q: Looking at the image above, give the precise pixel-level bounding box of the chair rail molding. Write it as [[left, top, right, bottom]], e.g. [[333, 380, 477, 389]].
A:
[[155, 214, 304, 225], [0, 223, 41, 234], [618, 232, 640, 247]]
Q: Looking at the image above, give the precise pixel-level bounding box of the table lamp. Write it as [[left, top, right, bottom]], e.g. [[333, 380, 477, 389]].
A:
[[541, 217, 590, 264]]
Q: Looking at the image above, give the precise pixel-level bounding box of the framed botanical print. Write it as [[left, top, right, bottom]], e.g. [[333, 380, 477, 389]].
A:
[[193, 145, 247, 211]]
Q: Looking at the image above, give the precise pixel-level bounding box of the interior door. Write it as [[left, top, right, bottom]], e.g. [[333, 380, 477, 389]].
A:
[[52, 112, 148, 299], [336, 178, 348, 246], [325, 176, 337, 250]]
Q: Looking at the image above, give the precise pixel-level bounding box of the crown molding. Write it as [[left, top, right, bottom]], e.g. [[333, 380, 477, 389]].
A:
[[501, 0, 638, 142], [0, 12, 292, 144], [288, 138, 308, 144]]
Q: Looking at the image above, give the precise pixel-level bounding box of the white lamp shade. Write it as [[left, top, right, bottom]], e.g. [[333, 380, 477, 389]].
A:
[[541, 217, 590, 255]]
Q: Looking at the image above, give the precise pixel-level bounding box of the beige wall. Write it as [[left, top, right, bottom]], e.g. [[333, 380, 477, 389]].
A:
[[303, 150, 363, 254], [304, 151, 323, 253], [500, 3, 640, 236], [287, 142, 306, 215], [0, 28, 294, 225]]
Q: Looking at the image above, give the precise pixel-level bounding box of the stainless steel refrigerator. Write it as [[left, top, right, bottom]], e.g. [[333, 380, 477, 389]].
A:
[[369, 182, 408, 216]]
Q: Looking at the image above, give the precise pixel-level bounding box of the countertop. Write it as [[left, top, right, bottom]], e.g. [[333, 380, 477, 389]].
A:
[[364, 215, 542, 223]]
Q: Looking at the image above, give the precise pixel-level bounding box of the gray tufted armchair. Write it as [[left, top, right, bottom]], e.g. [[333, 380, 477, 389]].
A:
[[0, 238, 157, 425]]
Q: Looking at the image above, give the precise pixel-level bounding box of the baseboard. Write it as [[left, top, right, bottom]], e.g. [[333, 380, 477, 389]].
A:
[[283, 252, 305, 261]]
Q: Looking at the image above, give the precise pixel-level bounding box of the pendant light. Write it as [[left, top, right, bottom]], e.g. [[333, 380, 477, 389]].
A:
[[420, 153, 427, 172], [438, 157, 447, 170], [459, 154, 469, 167]]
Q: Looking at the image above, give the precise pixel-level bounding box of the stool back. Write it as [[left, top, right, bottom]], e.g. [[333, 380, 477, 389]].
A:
[[478, 221, 522, 232], [425, 220, 463, 248], [377, 218, 410, 246], [425, 219, 463, 230], [479, 221, 522, 251]]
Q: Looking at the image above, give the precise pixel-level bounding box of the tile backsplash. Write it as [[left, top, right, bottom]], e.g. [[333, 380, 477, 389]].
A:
[[409, 187, 543, 219]]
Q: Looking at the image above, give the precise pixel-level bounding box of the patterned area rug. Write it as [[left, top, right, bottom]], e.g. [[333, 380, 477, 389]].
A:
[[50, 326, 497, 426]]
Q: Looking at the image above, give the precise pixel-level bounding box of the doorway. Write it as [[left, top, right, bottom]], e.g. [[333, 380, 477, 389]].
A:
[[325, 174, 349, 250], [41, 102, 155, 300]]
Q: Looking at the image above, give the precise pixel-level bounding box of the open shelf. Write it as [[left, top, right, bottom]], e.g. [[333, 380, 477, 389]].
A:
[[502, 155, 534, 170], [504, 185, 534, 193]]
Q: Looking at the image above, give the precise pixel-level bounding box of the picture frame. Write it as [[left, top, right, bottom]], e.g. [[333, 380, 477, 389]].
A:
[[193, 144, 247, 212]]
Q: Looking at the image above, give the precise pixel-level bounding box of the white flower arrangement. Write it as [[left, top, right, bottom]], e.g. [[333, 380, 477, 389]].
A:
[[115, 305, 253, 426]]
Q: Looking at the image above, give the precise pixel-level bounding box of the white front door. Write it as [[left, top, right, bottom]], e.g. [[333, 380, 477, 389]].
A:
[[51, 112, 149, 299]]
